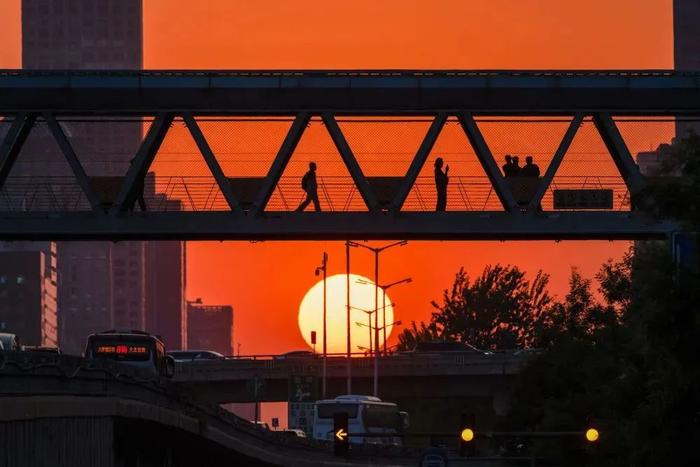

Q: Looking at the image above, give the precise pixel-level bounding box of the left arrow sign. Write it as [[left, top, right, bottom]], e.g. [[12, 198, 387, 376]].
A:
[[335, 428, 347, 441]]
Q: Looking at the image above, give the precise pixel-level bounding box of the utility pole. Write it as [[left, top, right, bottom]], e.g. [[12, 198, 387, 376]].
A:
[[315, 252, 328, 398], [345, 241, 351, 394]]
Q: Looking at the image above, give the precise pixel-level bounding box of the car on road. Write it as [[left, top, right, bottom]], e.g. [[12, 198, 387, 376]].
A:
[[24, 346, 61, 354], [407, 340, 493, 355], [167, 350, 224, 362], [281, 429, 307, 438], [274, 350, 316, 360]]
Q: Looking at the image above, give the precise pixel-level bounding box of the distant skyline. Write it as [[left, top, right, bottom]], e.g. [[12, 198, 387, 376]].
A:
[[0, 0, 674, 354]]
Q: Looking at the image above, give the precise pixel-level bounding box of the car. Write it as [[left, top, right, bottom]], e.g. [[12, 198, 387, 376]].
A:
[[274, 350, 316, 360], [281, 429, 307, 438], [24, 346, 61, 354], [0, 333, 20, 351], [409, 340, 493, 355], [251, 421, 270, 430], [167, 350, 224, 362]]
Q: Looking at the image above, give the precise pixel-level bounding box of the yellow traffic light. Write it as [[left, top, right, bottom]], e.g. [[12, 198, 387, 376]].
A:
[[460, 428, 475, 442], [585, 428, 599, 442]]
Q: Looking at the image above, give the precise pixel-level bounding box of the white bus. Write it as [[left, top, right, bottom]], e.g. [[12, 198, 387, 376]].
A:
[[312, 395, 408, 446]]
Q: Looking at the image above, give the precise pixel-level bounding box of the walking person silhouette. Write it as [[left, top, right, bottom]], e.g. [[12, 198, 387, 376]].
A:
[[296, 161, 321, 212], [434, 157, 449, 212]]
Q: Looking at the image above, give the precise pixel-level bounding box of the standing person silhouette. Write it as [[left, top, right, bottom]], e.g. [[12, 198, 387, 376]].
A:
[[434, 157, 449, 212], [502, 154, 514, 177], [511, 156, 522, 177], [296, 161, 321, 212], [521, 155, 541, 177]]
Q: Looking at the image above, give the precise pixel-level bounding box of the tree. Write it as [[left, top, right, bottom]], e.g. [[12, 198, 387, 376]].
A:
[[397, 264, 553, 350], [507, 131, 700, 466]]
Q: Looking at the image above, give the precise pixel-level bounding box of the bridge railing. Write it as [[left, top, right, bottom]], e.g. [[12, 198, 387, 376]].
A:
[[0, 175, 631, 212]]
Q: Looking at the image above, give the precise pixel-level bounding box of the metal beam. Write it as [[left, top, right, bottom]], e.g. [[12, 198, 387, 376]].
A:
[[0, 113, 36, 191], [111, 113, 174, 214], [322, 113, 379, 211], [0, 211, 674, 241], [252, 113, 310, 215], [391, 114, 447, 213], [182, 113, 240, 212], [527, 114, 584, 213], [2, 70, 700, 115], [593, 113, 646, 195], [44, 113, 103, 211], [457, 113, 519, 212]]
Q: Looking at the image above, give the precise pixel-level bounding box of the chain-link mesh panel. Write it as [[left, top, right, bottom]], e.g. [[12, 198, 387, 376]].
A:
[[402, 119, 502, 211], [1, 119, 87, 212], [614, 118, 675, 177], [338, 118, 431, 177], [197, 117, 292, 177], [150, 118, 227, 211], [268, 118, 369, 212], [550, 118, 628, 211]]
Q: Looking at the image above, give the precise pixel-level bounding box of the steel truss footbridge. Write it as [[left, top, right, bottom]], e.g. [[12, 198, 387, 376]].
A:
[[0, 69, 695, 241]]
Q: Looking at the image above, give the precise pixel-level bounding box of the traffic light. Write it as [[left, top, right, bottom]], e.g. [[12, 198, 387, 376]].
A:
[[333, 412, 349, 456], [459, 413, 476, 457], [585, 427, 599, 443]]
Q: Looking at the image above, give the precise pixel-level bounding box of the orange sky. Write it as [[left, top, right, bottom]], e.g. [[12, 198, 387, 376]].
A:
[[0, 0, 675, 354]]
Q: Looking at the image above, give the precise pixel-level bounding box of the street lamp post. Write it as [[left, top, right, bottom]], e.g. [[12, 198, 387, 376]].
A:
[[345, 241, 351, 395], [358, 277, 412, 355], [315, 252, 328, 398], [347, 240, 407, 397]]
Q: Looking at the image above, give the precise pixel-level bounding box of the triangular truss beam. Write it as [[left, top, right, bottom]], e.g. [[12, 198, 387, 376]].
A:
[[0, 111, 644, 218]]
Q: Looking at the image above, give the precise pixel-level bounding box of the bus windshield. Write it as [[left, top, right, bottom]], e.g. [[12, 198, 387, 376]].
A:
[[316, 403, 359, 419], [363, 404, 401, 430]]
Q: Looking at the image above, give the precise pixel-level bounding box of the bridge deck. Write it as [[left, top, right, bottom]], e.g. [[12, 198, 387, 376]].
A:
[[1, 69, 699, 114]]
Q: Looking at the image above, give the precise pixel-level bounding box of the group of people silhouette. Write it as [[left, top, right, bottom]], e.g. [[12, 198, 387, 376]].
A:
[[502, 155, 540, 178], [294, 154, 542, 213]]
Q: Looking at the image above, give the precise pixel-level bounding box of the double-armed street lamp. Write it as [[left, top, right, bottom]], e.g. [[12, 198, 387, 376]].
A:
[[349, 305, 377, 356], [357, 277, 412, 355], [314, 252, 328, 398], [347, 240, 408, 397]]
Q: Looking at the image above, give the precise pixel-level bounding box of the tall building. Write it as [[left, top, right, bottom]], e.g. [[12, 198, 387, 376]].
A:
[[146, 240, 187, 350], [19, 0, 186, 354], [187, 300, 234, 355], [674, 0, 700, 137], [0, 242, 58, 347]]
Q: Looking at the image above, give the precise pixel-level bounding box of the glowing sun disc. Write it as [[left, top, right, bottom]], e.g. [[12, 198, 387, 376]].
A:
[[298, 274, 395, 354]]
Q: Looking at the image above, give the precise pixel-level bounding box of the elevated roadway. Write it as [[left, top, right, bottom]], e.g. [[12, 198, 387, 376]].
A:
[[0, 350, 420, 466]]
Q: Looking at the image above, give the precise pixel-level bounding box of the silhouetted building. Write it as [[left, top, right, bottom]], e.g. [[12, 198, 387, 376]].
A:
[[674, 0, 700, 137], [19, 1, 186, 354], [0, 242, 58, 347], [146, 240, 187, 350], [187, 300, 234, 355]]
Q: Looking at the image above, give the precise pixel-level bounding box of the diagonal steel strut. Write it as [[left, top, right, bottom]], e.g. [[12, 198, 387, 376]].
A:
[[44, 113, 103, 212], [322, 113, 379, 212], [458, 113, 519, 212], [111, 113, 174, 215], [252, 113, 311, 215], [183, 113, 240, 212], [391, 114, 447, 213], [526, 114, 584, 214], [0, 113, 36, 192]]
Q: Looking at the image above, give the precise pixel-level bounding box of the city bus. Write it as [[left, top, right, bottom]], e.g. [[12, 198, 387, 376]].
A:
[[312, 395, 409, 446], [84, 330, 174, 378]]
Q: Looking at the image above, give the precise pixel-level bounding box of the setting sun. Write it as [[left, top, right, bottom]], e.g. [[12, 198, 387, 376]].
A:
[[298, 274, 396, 354]]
